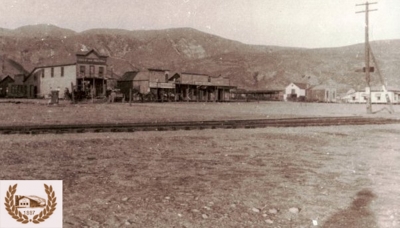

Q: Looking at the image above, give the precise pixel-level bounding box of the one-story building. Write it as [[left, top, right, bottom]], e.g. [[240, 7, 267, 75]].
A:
[[117, 68, 175, 101], [306, 84, 337, 103], [117, 69, 235, 102], [5, 74, 27, 98], [175, 72, 233, 102], [0, 75, 14, 97], [284, 82, 308, 101], [342, 86, 400, 104], [231, 89, 284, 101], [284, 82, 339, 102]]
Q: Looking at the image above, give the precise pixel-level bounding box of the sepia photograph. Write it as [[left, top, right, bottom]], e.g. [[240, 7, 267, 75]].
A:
[[0, 0, 400, 227]]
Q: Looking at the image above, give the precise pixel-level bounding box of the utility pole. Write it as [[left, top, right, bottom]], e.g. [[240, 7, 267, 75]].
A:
[[369, 43, 394, 113], [356, 1, 377, 114]]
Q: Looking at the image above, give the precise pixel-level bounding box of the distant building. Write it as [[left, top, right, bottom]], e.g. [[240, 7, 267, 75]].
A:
[[284, 82, 308, 101], [342, 86, 400, 104], [118, 68, 174, 101], [176, 72, 233, 102], [0, 75, 14, 97], [306, 84, 337, 103], [5, 74, 28, 98], [24, 49, 108, 99], [117, 69, 235, 102], [231, 89, 284, 101]]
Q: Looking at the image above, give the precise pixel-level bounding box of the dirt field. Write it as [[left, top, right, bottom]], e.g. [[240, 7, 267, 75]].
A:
[[0, 100, 400, 126], [1, 101, 400, 227]]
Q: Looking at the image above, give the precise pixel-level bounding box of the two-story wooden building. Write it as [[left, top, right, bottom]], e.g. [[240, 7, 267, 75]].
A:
[[75, 50, 108, 97], [24, 49, 108, 99], [24, 63, 76, 98]]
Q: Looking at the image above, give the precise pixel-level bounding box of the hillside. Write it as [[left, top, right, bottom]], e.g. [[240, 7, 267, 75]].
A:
[[0, 24, 399, 92]]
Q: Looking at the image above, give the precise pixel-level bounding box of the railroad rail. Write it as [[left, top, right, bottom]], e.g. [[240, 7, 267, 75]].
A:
[[0, 116, 399, 135]]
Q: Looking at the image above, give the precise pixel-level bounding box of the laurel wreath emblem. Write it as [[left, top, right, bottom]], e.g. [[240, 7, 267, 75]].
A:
[[4, 184, 57, 224]]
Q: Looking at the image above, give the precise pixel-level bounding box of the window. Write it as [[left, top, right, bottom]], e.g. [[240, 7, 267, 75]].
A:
[[291, 89, 296, 94], [80, 66, 86, 76], [34, 75, 37, 81], [90, 65, 94, 76], [99, 67, 104, 77], [42, 70, 44, 78], [51, 67, 54, 77], [61, 67, 64, 77]]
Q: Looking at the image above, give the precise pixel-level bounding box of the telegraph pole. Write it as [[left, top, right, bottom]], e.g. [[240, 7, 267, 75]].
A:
[[356, 1, 377, 114]]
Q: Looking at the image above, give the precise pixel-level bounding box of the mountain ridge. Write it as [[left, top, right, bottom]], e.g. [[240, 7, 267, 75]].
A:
[[0, 24, 399, 93]]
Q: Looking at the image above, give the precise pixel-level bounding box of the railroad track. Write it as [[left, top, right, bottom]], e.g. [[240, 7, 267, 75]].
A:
[[0, 117, 399, 135]]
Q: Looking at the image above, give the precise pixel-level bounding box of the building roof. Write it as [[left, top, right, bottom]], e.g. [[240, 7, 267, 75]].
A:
[[148, 68, 169, 72], [76, 49, 108, 58], [24, 63, 76, 82], [292, 82, 308, 89], [119, 70, 169, 82], [133, 71, 151, 81], [120, 71, 140, 81], [117, 70, 233, 87], [0, 75, 14, 84], [29, 63, 76, 71], [310, 84, 336, 90], [232, 89, 283, 94], [181, 72, 211, 77], [349, 86, 400, 93], [167, 72, 181, 81]]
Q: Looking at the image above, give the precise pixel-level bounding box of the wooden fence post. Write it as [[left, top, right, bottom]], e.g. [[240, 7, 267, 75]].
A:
[[129, 88, 132, 106], [71, 82, 75, 104]]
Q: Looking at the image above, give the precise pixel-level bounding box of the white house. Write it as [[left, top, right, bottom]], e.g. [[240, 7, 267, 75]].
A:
[[24, 63, 76, 99], [342, 86, 400, 104], [284, 82, 308, 101]]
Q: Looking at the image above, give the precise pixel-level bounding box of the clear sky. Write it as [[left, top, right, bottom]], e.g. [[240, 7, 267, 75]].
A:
[[0, 0, 399, 48]]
